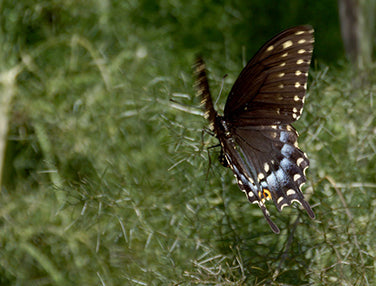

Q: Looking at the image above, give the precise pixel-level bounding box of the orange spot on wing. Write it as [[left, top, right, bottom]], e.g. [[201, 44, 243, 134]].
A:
[[258, 188, 272, 202]]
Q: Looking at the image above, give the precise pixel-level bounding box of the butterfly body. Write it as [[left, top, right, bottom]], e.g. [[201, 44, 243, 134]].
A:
[[195, 26, 315, 233]]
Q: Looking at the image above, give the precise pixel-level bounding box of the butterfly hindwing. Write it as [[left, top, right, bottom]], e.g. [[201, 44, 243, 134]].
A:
[[233, 125, 314, 217], [218, 126, 281, 233]]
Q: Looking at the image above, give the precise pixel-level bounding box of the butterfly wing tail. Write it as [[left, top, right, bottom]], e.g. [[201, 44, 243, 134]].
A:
[[260, 203, 281, 234]]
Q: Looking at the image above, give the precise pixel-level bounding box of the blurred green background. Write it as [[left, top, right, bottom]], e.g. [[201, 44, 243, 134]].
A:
[[1, 0, 375, 285]]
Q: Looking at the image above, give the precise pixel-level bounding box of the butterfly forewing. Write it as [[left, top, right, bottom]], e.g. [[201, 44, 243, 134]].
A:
[[194, 26, 315, 233], [224, 25, 314, 126]]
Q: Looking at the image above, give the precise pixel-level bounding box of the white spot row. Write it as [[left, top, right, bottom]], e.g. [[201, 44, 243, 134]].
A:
[[264, 162, 270, 173], [294, 174, 301, 181], [280, 203, 289, 210], [297, 157, 305, 166], [286, 189, 296, 196], [258, 173, 265, 180], [293, 140, 299, 148], [292, 112, 302, 120], [291, 199, 302, 206], [303, 164, 309, 176], [277, 195, 289, 210]]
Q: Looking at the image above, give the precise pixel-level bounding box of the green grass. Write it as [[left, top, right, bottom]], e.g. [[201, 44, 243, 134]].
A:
[[1, 1, 376, 285]]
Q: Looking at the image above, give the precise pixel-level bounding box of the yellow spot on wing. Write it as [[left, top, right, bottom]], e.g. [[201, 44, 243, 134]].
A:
[[266, 45, 274, 52], [258, 189, 272, 201], [282, 40, 293, 49]]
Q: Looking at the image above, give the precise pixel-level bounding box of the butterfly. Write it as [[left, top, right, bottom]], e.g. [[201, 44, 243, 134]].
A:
[[195, 26, 315, 233]]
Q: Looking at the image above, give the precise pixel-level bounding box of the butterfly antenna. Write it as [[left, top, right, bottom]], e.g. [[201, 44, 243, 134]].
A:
[[215, 74, 228, 106]]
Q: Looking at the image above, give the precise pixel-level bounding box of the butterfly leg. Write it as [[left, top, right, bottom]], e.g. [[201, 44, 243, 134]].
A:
[[204, 143, 222, 180]]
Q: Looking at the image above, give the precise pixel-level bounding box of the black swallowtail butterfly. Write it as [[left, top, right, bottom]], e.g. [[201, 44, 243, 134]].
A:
[[195, 26, 315, 233]]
